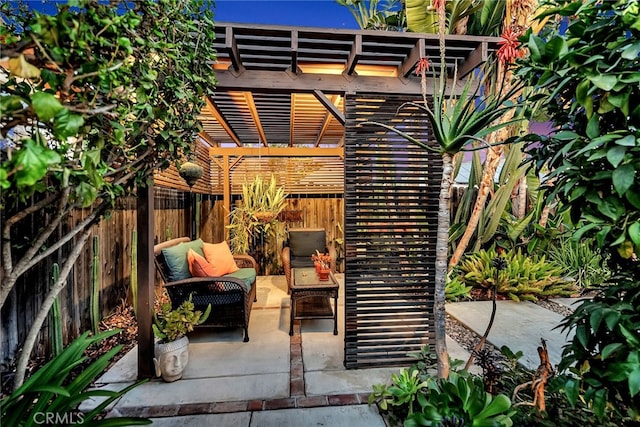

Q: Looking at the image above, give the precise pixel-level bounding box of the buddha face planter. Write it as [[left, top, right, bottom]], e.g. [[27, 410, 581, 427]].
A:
[[153, 335, 189, 382]]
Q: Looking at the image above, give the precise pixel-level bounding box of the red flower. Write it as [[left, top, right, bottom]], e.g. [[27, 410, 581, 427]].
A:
[[497, 27, 524, 64], [432, 0, 445, 12], [415, 57, 430, 75]]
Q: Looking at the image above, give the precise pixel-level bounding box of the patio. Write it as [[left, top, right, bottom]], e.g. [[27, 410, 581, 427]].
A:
[[82, 274, 576, 425]]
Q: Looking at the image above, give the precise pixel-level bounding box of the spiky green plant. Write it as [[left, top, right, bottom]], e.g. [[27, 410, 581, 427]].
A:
[[0, 329, 150, 426], [445, 272, 472, 301], [227, 175, 287, 262], [456, 248, 576, 301], [130, 229, 138, 317], [90, 236, 100, 335], [548, 237, 611, 289]]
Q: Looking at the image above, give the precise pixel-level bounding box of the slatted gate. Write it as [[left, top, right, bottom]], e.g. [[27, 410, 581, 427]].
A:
[[343, 93, 442, 368]]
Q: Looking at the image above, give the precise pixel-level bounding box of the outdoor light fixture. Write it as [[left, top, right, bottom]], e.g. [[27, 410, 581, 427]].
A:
[[178, 160, 204, 188], [178, 157, 203, 240]]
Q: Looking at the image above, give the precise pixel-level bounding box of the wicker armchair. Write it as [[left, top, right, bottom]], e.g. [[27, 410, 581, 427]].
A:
[[154, 237, 257, 342], [282, 228, 336, 293]]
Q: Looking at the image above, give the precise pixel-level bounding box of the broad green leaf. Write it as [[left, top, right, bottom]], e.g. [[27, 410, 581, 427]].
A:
[[545, 37, 568, 60], [528, 35, 545, 62], [576, 324, 589, 348], [629, 222, 640, 246], [474, 394, 511, 419], [615, 135, 637, 146], [31, 92, 63, 121], [630, 367, 640, 397], [621, 40, 640, 59], [587, 74, 618, 91], [75, 182, 98, 207], [606, 145, 626, 167], [564, 378, 579, 406], [586, 113, 600, 139], [0, 95, 26, 113], [612, 163, 635, 196], [627, 189, 640, 210], [54, 109, 85, 139], [0, 168, 8, 189], [601, 343, 624, 359], [14, 139, 61, 187], [576, 79, 592, 117]]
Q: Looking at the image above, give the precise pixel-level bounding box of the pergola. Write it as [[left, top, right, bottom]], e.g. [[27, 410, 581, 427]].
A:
[[138, 22, 501, 375]]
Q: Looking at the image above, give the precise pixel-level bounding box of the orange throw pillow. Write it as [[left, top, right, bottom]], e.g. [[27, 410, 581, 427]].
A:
[[187, 249, 216, 277], [202, 241, 240, 276]]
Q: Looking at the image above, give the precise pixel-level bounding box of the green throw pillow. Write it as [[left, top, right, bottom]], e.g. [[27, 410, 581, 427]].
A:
[[226, 268, 256, 290], [162, 239, 204, 282]]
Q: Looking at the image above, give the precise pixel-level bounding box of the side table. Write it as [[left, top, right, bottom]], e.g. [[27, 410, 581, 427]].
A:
[[289, 267, 339, 336]]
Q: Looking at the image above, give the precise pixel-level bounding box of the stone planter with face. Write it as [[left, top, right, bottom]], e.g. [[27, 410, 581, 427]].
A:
[[153, 335, 189, 382]]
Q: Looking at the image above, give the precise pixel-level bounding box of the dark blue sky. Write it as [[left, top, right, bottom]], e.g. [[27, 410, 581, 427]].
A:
[[214, 0, 359, 29], [24, 0, 361, 30]]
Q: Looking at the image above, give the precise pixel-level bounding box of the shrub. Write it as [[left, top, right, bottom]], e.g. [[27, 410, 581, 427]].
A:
[[445, 273, 473, 301], [548, 237, 611, 289], [0, 329, 149, 426], [456, 248, 576, 301]]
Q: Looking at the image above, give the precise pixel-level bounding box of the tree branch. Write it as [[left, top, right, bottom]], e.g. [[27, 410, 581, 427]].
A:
[[10, 187, 71, 281], [66, 104, 118, 115], [12, 228, 92, 391], [2, 193, 59, 278]]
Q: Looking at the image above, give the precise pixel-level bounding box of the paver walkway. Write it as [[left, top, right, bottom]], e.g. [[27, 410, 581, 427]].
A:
[[89, 276, 579, 426]]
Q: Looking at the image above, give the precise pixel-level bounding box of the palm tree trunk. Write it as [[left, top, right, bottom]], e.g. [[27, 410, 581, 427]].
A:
[[434, 152, 453, 379]]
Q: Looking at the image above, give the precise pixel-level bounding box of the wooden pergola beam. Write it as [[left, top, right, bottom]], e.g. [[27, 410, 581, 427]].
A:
[[344, 34, 361, 76], [205, 96, 243, 146], [289, 93, 296, 146], [244, 92, 268, 146], [398, 38, 426, 78], [225, 26, 244, 72], [291, 30, 298, 74], [210, 146, 343, 158], [313, 90, 345, 126], [458, 42, 488, 78], [214, 68, 453, 96], [315, 95, 341, 146]]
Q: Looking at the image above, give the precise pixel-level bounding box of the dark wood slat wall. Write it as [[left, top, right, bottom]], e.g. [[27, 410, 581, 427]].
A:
[[344, 93, 442, 369]]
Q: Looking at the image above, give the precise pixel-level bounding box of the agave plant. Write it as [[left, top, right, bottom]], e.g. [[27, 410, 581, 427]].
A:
[[0, 329, 149, 426]]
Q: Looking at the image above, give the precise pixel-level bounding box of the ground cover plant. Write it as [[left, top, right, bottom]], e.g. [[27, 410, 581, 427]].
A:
[[455, 248, 576, 301]]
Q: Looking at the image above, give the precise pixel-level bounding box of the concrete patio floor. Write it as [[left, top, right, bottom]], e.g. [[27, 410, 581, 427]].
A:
[[85, 274, 577, 426]]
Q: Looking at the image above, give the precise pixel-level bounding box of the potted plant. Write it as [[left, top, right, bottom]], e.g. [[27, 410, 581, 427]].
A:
[[312, 250, 332, 279], [152, 297, 211, 382], [227, 175, 287, 273]]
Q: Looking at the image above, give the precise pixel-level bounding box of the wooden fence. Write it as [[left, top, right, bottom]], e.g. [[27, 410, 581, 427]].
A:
[[0, 190, 344, 368]]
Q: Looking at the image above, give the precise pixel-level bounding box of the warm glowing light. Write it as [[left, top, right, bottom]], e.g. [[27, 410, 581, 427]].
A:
[[298, 62, 397, 77]]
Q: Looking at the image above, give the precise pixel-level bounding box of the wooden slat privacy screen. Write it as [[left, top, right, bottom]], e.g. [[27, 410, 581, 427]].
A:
[[344, 93, 442, 368]]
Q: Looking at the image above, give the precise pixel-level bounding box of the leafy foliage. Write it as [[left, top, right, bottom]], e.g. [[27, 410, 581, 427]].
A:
[[370, 368, 515, 427], [0, 329, 150, 426], [548, 237, 611, 289], [517, 0, 640, 419], [336, 0, 405, 30], [456, 248, 576, 301], [1, 0, 218, 387], [446, 272, 472, 301], [227, 175, 287, 271], [558, 277, 640, 421], [517, 0, 640, 263], [153, 296, 211, 343]]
